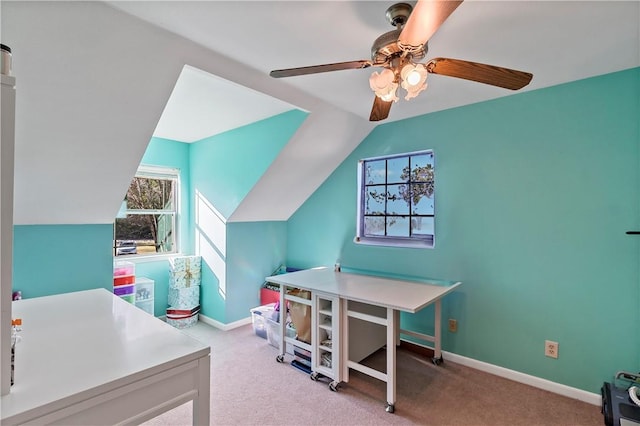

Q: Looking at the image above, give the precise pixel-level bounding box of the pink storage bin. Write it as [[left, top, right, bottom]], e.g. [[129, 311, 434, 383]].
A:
[[113, 261, 135, 277]]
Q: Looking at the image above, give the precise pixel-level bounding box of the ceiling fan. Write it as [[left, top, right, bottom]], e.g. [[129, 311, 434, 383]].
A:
[[270, 0, 533, 122]]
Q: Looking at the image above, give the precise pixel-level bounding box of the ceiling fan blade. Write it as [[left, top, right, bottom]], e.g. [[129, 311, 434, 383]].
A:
[[369, 96, 393, 122], [398, 0, 463, 50], [427, 57, 533, 90], [270, 60, 373, 78]]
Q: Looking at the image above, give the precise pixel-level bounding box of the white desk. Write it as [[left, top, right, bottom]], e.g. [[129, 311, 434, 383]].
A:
[[267, 267, 461, 413], [1, 289, 210, 425]]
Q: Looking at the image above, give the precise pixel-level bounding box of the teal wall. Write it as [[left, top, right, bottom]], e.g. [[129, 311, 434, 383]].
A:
[[141, 136, 192, 254], [190, 110, 308, 218], [12, 224, 113, 298], [190, 109, 307, 322], [11, 67, 638, 395], [226, 221, 287, 322], [130, 136, 191, 316], [286, 67, 640, 394], [10, 137, 190, 316], [10, 110, 304, 319]]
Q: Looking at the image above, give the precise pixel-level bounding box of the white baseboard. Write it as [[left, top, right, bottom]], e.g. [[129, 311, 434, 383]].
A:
[[199, 313, 252, 331], [441, 350, 602, 406]]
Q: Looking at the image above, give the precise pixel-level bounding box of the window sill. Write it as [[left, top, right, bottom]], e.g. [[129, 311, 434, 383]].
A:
[[353, 236, 434, 249], [113, 253, 185, 264]]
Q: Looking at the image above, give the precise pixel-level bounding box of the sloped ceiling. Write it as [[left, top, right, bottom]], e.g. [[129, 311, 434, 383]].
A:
[[110, 0, 640, 126], [154, 65, 295, 143], [2, 1, 639, 225], [1, 1, 373, 225]]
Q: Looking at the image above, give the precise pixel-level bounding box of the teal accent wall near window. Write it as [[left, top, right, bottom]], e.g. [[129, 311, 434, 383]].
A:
[[286, 67, 640, 394], [12, 224, 113, 298], [190, 109, 307, 322], [135, 136, 191, 316], [11, 67, 638, 397], [190, 109, 308, 219], [225, 221, 287, 322], [142, 137, 192, 255]]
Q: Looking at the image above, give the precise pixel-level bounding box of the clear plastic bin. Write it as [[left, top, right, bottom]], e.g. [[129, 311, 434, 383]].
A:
[[266, 317, 296, 354], [250, 303, 276, 339], [135, 277, 154, 302]]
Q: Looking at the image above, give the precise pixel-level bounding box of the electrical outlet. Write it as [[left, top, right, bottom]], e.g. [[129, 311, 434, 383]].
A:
[[545, 340, 559, 359], [448, 318, 458, 333]]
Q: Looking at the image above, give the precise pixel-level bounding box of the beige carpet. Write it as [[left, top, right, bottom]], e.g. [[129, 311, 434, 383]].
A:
[[143, 321, 603, 426]]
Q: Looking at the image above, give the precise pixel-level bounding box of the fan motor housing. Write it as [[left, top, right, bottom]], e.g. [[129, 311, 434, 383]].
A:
[[371, 29, 427, 64], [371, 2, 427, 64]]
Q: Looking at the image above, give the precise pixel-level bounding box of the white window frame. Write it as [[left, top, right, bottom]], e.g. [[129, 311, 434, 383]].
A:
[[355, 150, 435, 249], [114, 165, 180, 258]]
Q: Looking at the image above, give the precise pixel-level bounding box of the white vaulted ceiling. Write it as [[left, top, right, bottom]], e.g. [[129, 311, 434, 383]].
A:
[[110, 0, 640, 140], [153, 65, 296, 143]]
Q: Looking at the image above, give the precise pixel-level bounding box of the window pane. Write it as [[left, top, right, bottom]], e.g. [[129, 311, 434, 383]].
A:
[[365, 160, 386, 185], [365, 186, 386, 215], [411, 183, 434, 215], [357, 150, 435, 248], [386, 184, 409, 215], [387, 216, 409, 237], [410, 153, 434, 184], [387, 157, 409, 184], [114, 213, 174, 256], [127, 177, 175, 210], [364, 216, 385, 236], [411, 216, 434, 237]]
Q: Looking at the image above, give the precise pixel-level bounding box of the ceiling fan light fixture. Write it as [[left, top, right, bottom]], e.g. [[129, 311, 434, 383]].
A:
[[369, 68, 399, 102], [400, 63, 428, 100]]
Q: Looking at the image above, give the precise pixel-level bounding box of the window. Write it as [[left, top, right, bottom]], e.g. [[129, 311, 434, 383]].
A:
[[356, 150, 435, 248], [114, 166, 179, 257]]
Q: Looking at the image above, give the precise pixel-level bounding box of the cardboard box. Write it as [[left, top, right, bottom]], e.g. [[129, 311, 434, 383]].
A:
[[166, 305, 200, 319], [168, 285, 200, 308], [167, 313, 198, 329], [169, 270, 201, 288], [169, 256, 201, 272]]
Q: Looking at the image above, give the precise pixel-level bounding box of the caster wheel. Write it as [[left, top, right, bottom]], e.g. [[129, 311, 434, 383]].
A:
[[329, 381, 340, 392], [276, 355, 284, 363], [310, 372, 319, 381], [432, 356, 443, 366], [385, 403, 395, 413]]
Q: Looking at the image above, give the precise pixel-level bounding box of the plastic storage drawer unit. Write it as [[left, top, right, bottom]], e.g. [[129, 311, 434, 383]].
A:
[[114, 284, 135, 297]]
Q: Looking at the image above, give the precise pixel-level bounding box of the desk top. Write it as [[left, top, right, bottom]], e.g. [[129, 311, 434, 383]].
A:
[[1, 289, 210, 423], [266, 267, 461, 313]]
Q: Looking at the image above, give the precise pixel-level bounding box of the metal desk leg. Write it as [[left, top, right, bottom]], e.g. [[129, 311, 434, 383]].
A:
[[432, 299, 443, 365], [276, 286, 286, 363], [341, 298, 349, 383], [386, 307, 396, 413], [193, 355, 211, 426], [394, 310, 401, 346]]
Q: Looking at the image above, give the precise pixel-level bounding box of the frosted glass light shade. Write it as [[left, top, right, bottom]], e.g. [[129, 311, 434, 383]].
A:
[[400, 64, 428, 100], [369, 68, 399, 102]]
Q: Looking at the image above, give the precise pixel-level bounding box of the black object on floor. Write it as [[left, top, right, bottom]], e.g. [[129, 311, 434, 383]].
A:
[[601, 381, 640, 426], [291, 359, 312, 374]]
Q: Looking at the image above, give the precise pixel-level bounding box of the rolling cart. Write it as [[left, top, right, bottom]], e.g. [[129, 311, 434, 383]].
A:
[[275, 286, 342, 392]]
